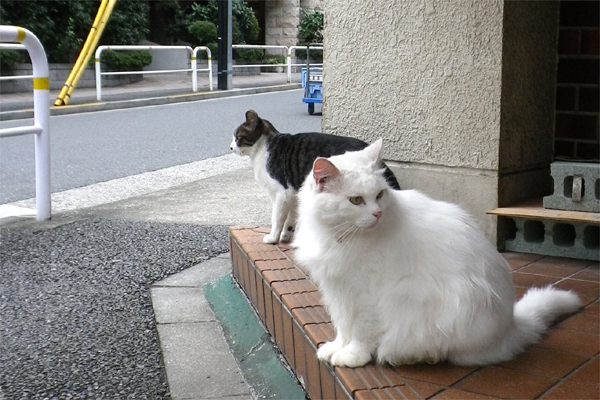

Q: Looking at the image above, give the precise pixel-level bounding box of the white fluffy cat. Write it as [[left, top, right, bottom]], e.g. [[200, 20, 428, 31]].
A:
[[292, 139, 581, 368]]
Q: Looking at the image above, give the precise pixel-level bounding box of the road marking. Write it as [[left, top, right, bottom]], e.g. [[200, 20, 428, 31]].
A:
[[1, 153, 249, 219]]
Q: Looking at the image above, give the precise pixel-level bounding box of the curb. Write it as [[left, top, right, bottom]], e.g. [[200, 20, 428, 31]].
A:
[[0, 83, 302, 121]]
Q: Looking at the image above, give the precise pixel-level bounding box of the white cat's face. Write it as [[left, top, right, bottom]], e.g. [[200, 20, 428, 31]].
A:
[[308, 139, 390, 232], [316, 173, 389, 231]]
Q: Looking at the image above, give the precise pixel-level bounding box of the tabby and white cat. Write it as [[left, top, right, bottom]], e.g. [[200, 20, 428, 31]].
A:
[[230, 110, 400, 244], [292, 139, 580, 368]]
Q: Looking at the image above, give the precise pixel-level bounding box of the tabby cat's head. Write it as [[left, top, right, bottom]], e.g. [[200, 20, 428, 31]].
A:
[[230, 110, 279, 156]]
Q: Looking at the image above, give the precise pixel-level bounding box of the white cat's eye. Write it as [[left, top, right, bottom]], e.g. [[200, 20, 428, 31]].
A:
[[349, 196, 364, 205], [376, 190, 385, 200]]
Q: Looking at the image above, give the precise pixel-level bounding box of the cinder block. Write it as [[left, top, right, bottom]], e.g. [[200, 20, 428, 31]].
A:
[[505, 217, 599, 261], [543, 161, 600, 212]]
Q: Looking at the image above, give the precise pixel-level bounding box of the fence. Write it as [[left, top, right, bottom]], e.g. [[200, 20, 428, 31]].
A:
[[94, 45, 213, 101], [0, 26, 51, 221]]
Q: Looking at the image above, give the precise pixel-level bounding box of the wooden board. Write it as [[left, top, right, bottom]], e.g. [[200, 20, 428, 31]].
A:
[[488, 198, 600, 224]]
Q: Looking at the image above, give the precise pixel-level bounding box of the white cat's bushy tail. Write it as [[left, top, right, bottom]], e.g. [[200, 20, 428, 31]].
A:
[[455, 286, 580, 366]]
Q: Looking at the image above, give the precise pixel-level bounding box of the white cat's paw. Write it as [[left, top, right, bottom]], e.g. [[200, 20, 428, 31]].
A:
[[317, 341, 344, 363], [262, 233, 279, 244], [330, 346, 371, 368]]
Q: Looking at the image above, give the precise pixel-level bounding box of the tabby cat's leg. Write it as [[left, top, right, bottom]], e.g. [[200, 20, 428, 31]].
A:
[[279, 197, 297, 243], [263, 194, 291, 244]]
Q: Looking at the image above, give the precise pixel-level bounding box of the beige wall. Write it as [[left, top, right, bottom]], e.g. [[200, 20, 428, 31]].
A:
[[322, 0, 559, 245]]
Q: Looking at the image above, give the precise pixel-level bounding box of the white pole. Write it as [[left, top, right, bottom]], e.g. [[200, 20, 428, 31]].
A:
[[95, 46, 104, 101], [0, 25, 51, 221]]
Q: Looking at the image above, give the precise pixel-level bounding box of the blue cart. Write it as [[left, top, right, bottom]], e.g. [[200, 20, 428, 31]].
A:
[[302, 67, 323, 115]]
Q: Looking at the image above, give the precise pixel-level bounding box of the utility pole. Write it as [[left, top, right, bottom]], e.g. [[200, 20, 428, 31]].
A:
[[217, 0, 232, 90]]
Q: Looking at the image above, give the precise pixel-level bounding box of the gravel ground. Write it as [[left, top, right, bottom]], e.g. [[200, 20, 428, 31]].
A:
[[0, 218, 230, 399]]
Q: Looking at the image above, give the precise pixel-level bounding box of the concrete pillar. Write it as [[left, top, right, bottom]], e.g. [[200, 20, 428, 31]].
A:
[[322, 0, 559, 245]]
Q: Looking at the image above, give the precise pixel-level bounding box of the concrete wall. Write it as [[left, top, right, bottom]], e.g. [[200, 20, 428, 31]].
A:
[[322, 0, 559, 245]]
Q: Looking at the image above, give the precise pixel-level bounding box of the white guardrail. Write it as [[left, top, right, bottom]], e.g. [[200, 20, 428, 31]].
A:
[[0, 26, 51, 221], [95, 44, 323, 100], [95, 45, 213, 101]]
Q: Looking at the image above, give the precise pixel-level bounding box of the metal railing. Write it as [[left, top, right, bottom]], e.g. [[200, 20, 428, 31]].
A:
[[0, 25, 51, 221], [94, 45, 213, 101]]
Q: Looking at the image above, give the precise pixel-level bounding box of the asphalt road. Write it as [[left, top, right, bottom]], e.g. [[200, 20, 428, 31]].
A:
[[0, 89, 321, 204]]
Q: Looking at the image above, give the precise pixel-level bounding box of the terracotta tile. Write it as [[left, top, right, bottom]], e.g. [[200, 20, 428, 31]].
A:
[[306, 344, 322, 399], [247, 250, 287, 262], [354, 390, 379, 400], [293, 320, 308, 389], [537, 328, 599, 356], [305, 323, 332, 347], [403, 378, 444, 398], [294, 291, 323, 308], [336, 377, 352, 400], [499, 346, 587, 378], [241, 242, 275, 253], [356, 365, 394, 390], [582, 300, 599, 315], [375, 365, 407, 387], [336, 367, 369, 394], [255, 269, 266, 322], [392, 362, 477, 387], [540, 379, 599, 399], [553, 279, 599, 300], [263, 281, 275, 335], [248, 263, 259, 307], [458, 366, 557, 399], [292, 306, 330, 326], [502, 252, 545, 270], [255, 259, 295, 274], [432, 389, 499, 399], [531, 257, 594, 271], [515, 286, 528, 300], [519, 262, 587, 278], [571, 266, 600, 283], [281, 293, 304, 311], [263, 268, 306, 285], [556, 311, 600, 335], [511, 272, 560, 288], [570, 357, 600, 384], [271, 279, 317, 298], [282, 308, 295, 367], [253, 226, 270, 234], [272, 297, 285, 351], [320, 363, 337, 400]]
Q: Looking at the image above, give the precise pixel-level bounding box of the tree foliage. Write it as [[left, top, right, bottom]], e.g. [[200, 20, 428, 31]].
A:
[[298, 8, 324, 44], [0, 0, 149, 64]]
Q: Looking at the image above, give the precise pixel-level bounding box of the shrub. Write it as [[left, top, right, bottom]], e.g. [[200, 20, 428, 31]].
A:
[[101, 50, 152, 71], [298, 8, 323, 44], [0, 50, 21, 70], [188, 20, 218, 45]]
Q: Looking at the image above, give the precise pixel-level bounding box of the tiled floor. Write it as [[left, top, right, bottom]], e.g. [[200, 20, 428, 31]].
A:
[[230, 226, 600, 400]]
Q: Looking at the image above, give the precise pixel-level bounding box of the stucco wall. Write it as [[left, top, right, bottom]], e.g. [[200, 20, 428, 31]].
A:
[[322, 0, 559, 244], [323, 1, 504, 170]]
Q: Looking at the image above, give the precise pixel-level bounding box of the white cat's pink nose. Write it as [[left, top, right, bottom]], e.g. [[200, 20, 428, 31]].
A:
[[373, 211, 382, 219]]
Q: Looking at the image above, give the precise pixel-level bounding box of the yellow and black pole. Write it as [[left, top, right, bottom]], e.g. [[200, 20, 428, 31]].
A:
[[54, 0, 116, 106]]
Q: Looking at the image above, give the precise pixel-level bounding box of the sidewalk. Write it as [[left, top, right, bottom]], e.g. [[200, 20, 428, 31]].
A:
[[0, 74, 306, 399], [0, 71, 302, 120]]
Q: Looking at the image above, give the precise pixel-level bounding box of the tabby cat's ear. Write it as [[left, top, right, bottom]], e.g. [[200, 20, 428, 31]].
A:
[[313, 158, 340, 191], [245, 110, 259, 129], [364, 138, 383, 164]]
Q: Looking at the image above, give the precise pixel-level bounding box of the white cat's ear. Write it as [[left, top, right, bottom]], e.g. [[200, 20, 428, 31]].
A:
[[313, 158, 340, 191], [364, 139, 383, 164]]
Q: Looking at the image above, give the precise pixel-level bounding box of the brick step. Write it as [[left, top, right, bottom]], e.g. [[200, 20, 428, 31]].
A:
[[229, 226, 599, 400]]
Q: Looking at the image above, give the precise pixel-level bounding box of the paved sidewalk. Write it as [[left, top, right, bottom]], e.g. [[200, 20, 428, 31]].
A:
[[0, 74, 306, 399]]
